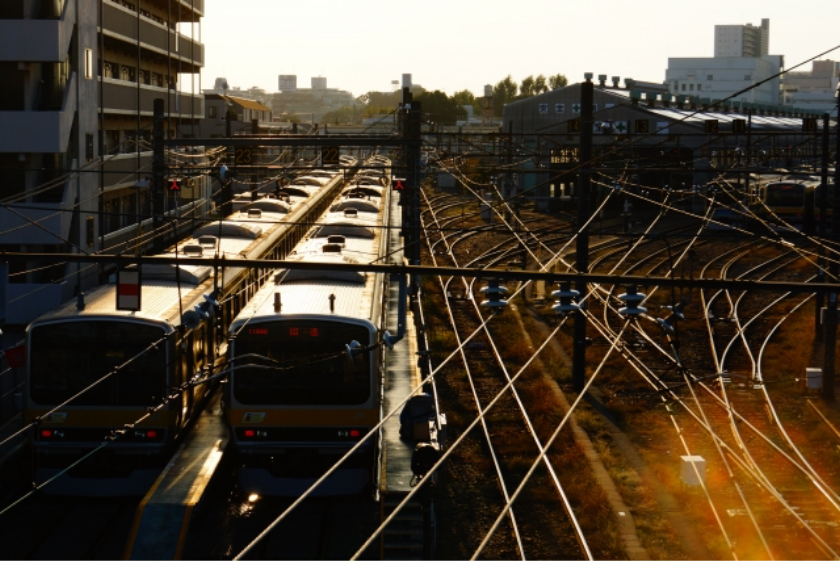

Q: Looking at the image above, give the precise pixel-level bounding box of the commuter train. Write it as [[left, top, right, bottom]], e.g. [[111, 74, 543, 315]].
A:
[[23, 170, 346, 495], [757, 176, 830, 224], [225, 157, 397, 496]]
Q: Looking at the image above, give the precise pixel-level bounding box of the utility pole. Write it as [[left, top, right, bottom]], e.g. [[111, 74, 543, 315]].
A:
[[817, 112, 830, 339], [573, 76, 594, 393], [824, 89, 840, 402], [407, 100, 422, 295], [152, 98, 165, 253], [398, 85, 422, 295]]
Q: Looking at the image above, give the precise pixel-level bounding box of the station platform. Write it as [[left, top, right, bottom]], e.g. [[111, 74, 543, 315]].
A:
[[381, 290, 423, 494], [380, 193, 425, 495], [124, 393, 227, 560]]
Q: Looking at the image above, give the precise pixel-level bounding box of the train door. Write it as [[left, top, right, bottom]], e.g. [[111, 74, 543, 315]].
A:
[[177, 334, 195, 430]]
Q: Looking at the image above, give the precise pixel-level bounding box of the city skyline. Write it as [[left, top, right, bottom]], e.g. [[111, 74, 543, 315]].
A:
[[198, 0, 840, 98]]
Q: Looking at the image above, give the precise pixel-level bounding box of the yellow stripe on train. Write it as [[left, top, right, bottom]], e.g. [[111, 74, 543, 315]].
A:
[[26, 409, 177, 426]]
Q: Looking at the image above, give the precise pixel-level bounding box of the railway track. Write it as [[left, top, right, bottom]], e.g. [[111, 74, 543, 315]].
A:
[[421, 187, 623, 559], [586, 223, 840, 559]]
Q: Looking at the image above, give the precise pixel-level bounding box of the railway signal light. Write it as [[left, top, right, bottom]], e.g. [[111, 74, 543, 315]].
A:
[[168, 178, 182, 191], [392, 178, 407, 191]]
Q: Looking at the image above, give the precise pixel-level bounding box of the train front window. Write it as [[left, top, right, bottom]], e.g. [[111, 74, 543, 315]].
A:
[[766, 184, 804, 207], [233, 321, 371, 405], [30, 321, 167, 406]]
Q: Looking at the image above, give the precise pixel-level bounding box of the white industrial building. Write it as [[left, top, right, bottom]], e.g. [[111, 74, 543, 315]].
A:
[[668, 18, 782, 106]]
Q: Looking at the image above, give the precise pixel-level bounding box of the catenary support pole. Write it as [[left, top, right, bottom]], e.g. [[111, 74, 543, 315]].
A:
[[152, 98, 165, 253], [573, 77, 594, 393], [817, 113, 830, 339], [824, 94, 840, 402]]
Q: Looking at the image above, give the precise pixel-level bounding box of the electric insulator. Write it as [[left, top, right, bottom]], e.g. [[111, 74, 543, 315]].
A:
[[618, 285, 647, 317], [657, 301, 686, 332], [550, 282, 580, 314], [480, 278, 509, 309]]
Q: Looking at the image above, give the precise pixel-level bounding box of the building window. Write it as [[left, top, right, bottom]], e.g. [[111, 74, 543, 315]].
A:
[[690, 84, 694, 91], [208, 106, 217, 118], [681, 83, 686, 91], [744, 74, 752, 80], [103, 130, 119, 155], [85, 133, 94, 161], [697, 84, 702, 91], [86, 216, 95, 248], [707, 75, 713, 81], [84, 49, 93, 79], [121, 65, 136, 82]]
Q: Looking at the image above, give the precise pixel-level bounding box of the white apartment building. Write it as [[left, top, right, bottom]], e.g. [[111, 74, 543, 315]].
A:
[[666, 55, 784, 106], [0, 0, 206, 326], [714, 19, 769, 58], [782, 60, 839, 116]]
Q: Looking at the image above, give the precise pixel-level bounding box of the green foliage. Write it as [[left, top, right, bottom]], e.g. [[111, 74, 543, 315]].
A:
[[451, 89, 477, 108], [364, 90, 402, 109], [363, 105, 393, 118], [493, 75, 518, 116], [415, 90, 466, 126], [549, 73, 568, 90], [321, 105, 363, 125], [520, 75, 535, 97]]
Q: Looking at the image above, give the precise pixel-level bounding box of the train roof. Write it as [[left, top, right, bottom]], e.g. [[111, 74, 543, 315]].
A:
[[27, 174, 346, 332], [27, 278, 210, 330], [236, 281, 376, 323], [231, 161, 389, 331], [293, 176, 331, 186], [331, 199, 380, 213]]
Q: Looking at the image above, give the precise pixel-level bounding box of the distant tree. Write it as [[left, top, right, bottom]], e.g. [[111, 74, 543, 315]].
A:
[[415, 90, 466, 126], [492, 75, 518, 116], [363, 105, 393, 118], [520, 75, 535, 97], [365, 91, 402, 109], [534, 74, 548, 94], [322, 105, 363, 125], [548, 73, 568, 90], [451, 89, 477, 108]]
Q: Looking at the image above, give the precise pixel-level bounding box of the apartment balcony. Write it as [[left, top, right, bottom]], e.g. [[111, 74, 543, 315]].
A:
[[0, 0, 75, 62], [102, 78, 203, 119], [102, 1, 204, 69], [176, 0, 204, 16], [0, 72, 76, 153], [101, 152, 152, 189]]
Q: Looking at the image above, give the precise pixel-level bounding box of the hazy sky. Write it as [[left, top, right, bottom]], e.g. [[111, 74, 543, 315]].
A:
[[196, 0, 840, 98]]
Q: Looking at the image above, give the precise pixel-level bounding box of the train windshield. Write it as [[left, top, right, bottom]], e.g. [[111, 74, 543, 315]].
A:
[[765, 183, 805, 206], [233, 321, 371, 405], [29, 321, 167, 406]]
